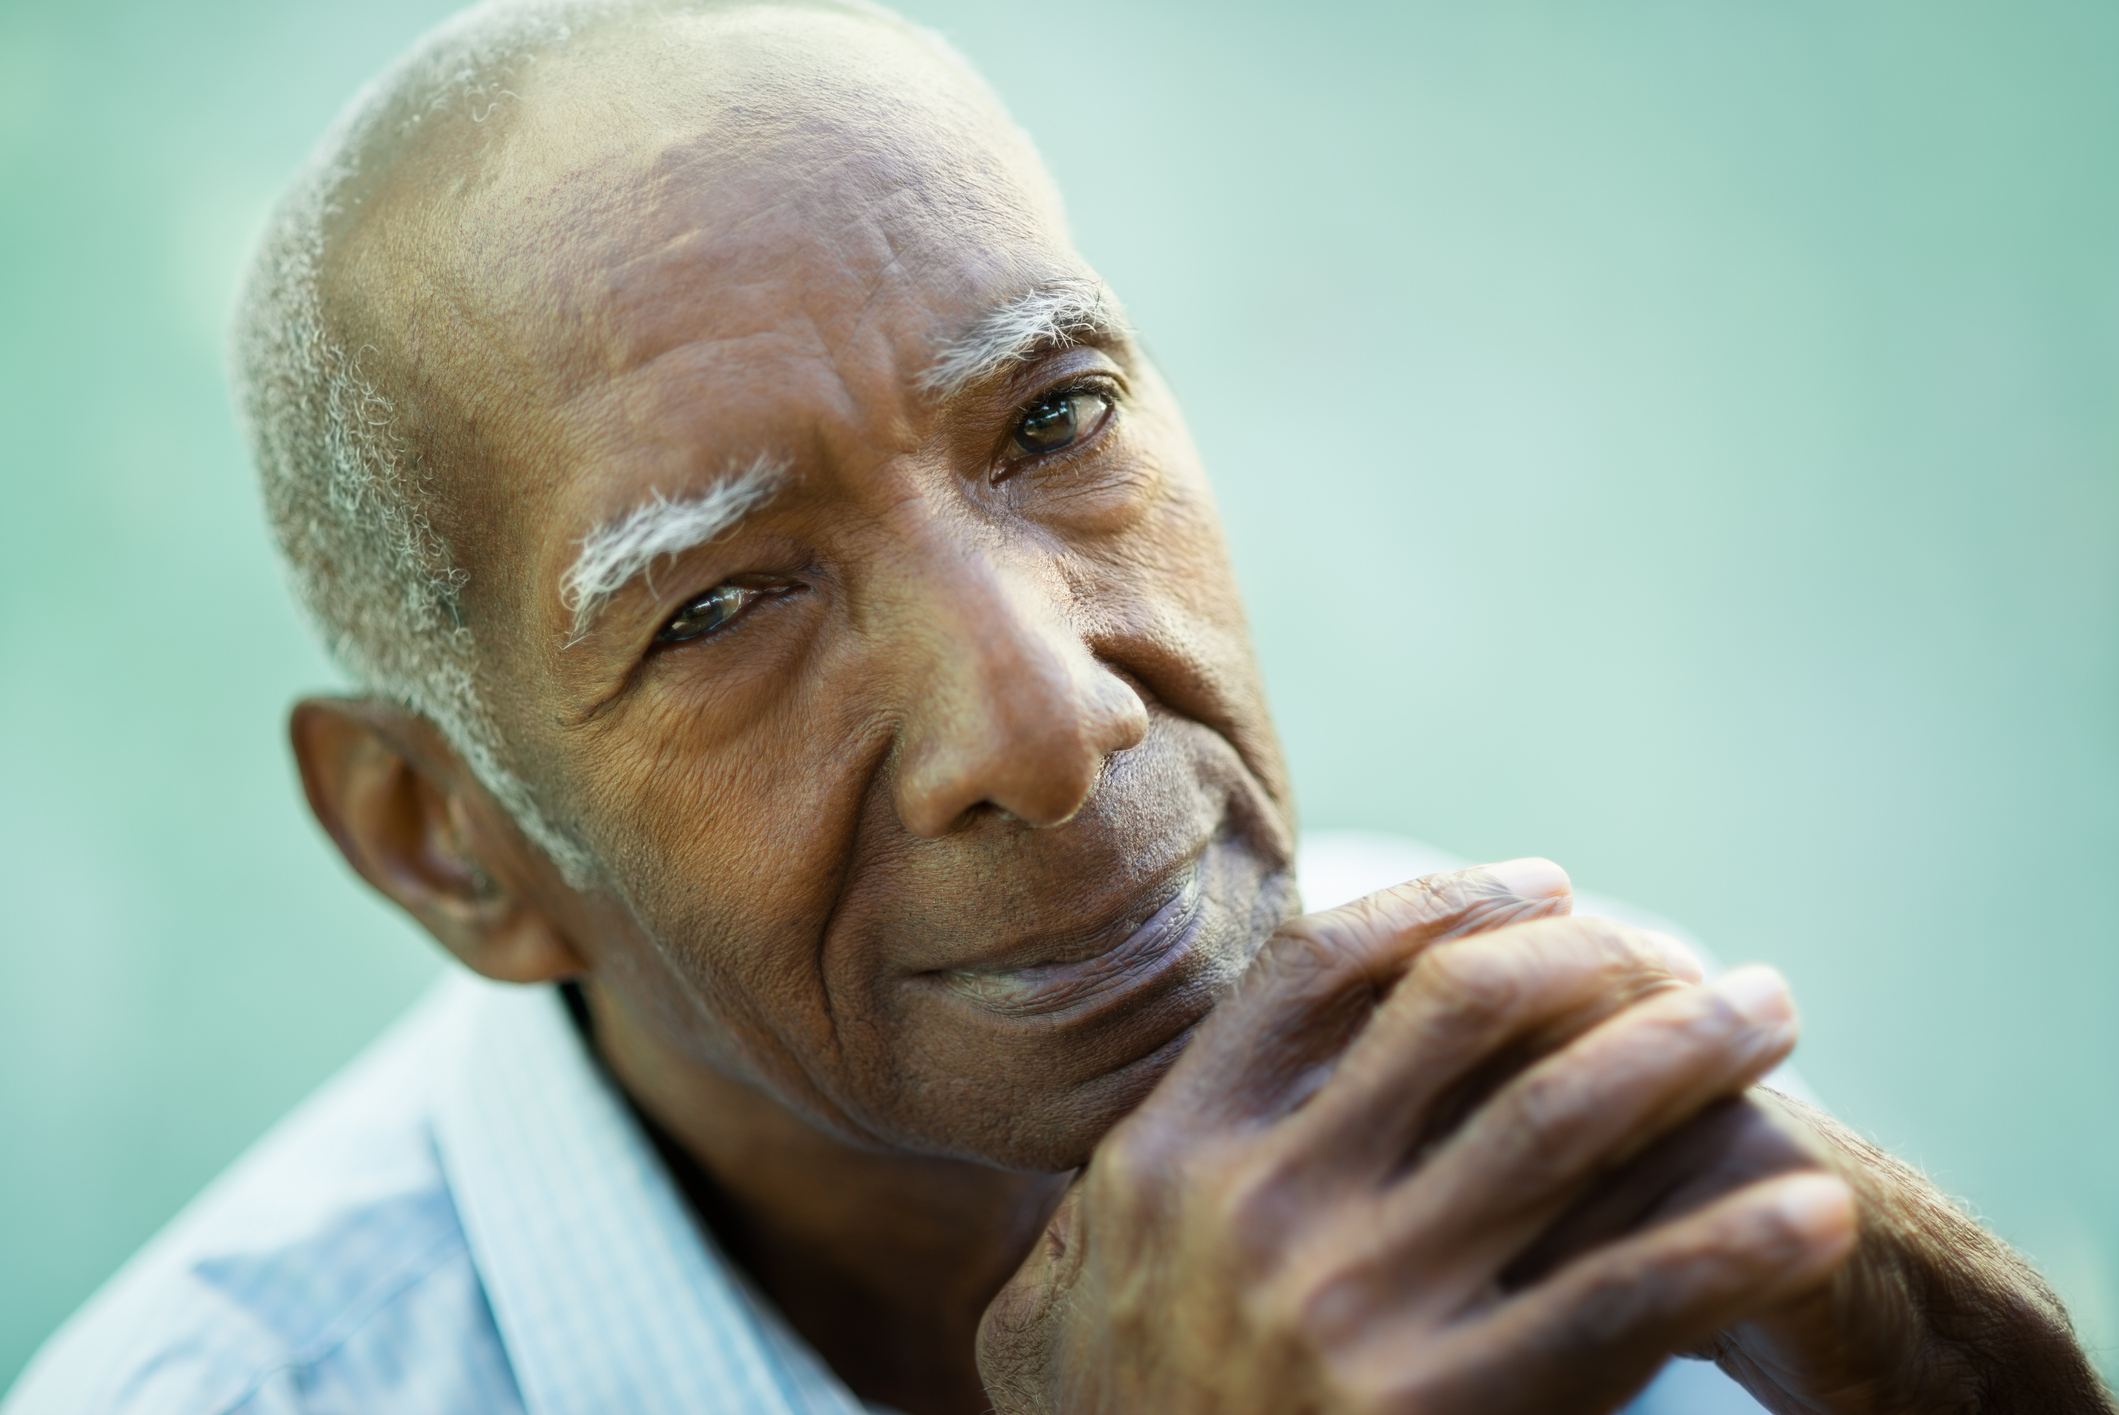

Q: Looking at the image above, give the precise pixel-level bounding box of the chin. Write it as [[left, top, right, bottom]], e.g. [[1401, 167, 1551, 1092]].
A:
[[862, 840, 1298, 1172]]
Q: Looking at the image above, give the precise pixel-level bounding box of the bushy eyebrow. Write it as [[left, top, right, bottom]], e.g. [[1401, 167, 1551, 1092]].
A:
[[919, 277, 1132, 401], [559, 454, 786, 643]]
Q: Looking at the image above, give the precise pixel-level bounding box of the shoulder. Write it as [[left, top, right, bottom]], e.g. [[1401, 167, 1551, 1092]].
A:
[[4, 981, 525, 1415]]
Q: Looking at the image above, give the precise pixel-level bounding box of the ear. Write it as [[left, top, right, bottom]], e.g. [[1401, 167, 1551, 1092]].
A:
[[290, 696, 587, 984]]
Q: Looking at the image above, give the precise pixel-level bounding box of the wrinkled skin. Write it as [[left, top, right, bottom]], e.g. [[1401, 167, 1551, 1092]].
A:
[[285, 5, 2114, 1414], [316, 3, 1293, 1173], [976, 875, 2092, 1415]]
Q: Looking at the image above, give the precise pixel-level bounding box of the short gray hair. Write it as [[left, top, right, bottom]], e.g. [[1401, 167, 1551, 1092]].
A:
[[230, 0, 623, 882], [229, 0, 994, 885]]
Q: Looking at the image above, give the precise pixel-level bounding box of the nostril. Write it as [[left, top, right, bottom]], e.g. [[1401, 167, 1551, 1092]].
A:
[[889, 621, 1147, 838], [897, 736, 1104, 837], [1094, 674, 1150, 754]]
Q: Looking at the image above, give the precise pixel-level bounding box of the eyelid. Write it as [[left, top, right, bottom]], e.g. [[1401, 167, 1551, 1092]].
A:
[[570, 570, 807, 728], [1037, 371, 1123, 406], [651, 580, 778, 649], [998, 374, 1123, 468], [1011, 352, 1126, 414]]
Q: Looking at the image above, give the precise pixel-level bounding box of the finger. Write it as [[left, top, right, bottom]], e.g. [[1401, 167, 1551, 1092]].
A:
[[1392, 966, 1803, 1293], [1500, 1091, 1828, 1290], [1378, 1173, 1857, 1415], [1636, 929, 1706, 984], [1156, 859, 1575, 1128], [1278, 915, 1699, 1179], [1281, 858, 1576, 975]]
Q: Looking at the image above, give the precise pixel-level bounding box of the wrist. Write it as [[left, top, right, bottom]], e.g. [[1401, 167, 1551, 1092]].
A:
[[1737, 1090, 2113, 1414]]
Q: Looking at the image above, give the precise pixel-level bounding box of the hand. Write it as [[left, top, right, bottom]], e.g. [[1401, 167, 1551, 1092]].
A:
[[978, 861, 1858, 1414], [1707, 1091, 2118, 1415]]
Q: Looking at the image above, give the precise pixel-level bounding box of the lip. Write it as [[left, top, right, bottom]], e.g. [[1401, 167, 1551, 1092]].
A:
[[931, 868, 1209, 1018]]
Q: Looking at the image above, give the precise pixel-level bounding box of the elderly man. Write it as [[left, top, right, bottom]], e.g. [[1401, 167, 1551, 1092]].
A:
[[7, 1, 2109, 1412]]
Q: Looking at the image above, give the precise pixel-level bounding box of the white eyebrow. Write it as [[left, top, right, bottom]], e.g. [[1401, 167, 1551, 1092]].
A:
[[559, 455, 786, 643], [920, 277, 1132, 400]]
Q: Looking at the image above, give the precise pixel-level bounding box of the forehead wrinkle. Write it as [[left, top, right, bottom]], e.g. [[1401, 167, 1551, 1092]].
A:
[[920, 277, 1132, 401], [563, 192, 891, 393], [560, 452, 787, 642]]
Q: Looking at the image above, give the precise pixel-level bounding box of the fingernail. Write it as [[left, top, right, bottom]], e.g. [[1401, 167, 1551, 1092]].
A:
[[1484, 857, 1571, 902], [1775, 1173, 1855, 1241], [1710, 964, 1795, 1029], [1641, 929, 1706, 983]]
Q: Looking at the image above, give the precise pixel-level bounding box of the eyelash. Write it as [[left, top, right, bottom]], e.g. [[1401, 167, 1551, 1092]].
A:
[[653, 580, 792, 648], [1001, 377, 1122, 467]]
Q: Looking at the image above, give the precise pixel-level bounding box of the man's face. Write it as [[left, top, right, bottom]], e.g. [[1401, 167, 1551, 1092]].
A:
[[349, 4, 1296, 1169]]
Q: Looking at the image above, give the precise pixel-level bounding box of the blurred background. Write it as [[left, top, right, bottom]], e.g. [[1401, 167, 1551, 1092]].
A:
[[3, 0, 2116, 1386]]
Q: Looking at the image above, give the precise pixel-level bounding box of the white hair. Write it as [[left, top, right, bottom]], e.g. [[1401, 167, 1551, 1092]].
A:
[[560, 457, 786, 643], [230, 0, 626, 883], [919, 277, 1131, 400], [228, 0, 998, 885]]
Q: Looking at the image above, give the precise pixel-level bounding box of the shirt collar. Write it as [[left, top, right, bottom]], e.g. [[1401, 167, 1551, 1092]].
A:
[[428, 975, 873, 1415]]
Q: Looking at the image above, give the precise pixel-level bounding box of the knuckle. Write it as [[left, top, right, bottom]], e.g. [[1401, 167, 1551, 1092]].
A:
[[1315, 873, 1479, 952], [1371, 866, 1538, 941], [1089, 1117, 1182, 1210], [1497, 1065, 1592, 1156], [1737, 1187, 1829, 1263], [1557, 1266, 1659, 1351], [1375, 870, 1478, 928], [1213, 1147, 1312, 1255], [1281, 866, 1543, 982], [1411, 940, 1524, 1024], [1248, 1264, 1381, 1390], [1568, 915, 1655, 968], [1283, 891, 1438, 984], [1525, 913, 1655, 978], [1654, 982, 1757, 1057], [1252, 921, 1373, 997], [1248, 1264, 1324, 1343]]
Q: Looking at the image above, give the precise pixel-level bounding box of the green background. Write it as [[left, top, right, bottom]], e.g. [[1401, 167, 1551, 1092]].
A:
[[3, 0, 2115, 1386]]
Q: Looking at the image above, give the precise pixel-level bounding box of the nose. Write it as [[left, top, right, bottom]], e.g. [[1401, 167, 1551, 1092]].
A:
[[890, 544, 1149, 838]]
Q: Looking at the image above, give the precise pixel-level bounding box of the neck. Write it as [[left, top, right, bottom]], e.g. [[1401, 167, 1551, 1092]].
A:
[[582, 981, 1066, 1415]]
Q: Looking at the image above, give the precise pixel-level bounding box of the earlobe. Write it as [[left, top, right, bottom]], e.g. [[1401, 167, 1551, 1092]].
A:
[[288, 697, 586, 984]]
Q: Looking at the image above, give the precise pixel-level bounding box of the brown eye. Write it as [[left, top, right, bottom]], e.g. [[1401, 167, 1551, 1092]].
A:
[[657, 583, 758, 643], [1011, 389, 1112, 457]]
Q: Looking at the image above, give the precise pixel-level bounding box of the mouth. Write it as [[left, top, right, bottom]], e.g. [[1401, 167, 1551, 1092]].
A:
[[929, 866, 1211, 1019]]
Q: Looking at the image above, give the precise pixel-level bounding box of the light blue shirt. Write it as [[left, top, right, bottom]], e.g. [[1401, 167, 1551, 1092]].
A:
[[5, 834, 1767, 1414]]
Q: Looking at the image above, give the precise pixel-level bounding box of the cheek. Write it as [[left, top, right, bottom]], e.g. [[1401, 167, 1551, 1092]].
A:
[[559, 589, 841, 882], [1089, 468, 1293, 823], [1084, 462, 1265, 695], [1118, 403, 1250, 623], [560, 671, 895, 1058]]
